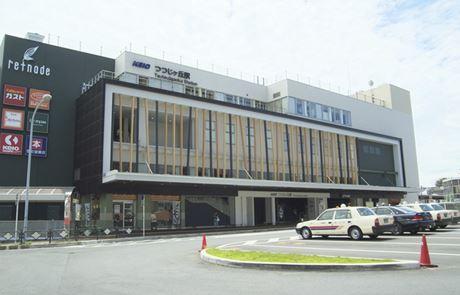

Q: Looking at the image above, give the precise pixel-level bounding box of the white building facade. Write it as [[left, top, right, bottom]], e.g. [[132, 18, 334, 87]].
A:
[[74, 51, 420, 229]]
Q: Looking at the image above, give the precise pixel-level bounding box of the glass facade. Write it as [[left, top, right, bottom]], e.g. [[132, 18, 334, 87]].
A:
[[111, 93, 360, 185], [285, 96, 352, 126], [83, 194, 236, 231]]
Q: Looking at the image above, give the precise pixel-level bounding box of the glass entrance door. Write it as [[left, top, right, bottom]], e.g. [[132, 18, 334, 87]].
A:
[[113, 201, 135, 229], [123, 202, 134, 228]]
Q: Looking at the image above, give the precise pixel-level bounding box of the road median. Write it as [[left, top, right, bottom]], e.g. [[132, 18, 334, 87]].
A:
[[200, 248, 420, 271]]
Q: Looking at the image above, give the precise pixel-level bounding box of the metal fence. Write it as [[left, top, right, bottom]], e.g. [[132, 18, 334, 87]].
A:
[[0, 220, 144, 244]]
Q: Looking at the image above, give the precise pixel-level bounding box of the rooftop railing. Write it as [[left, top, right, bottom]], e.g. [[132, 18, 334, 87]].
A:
[[81, 69, 388, 126]]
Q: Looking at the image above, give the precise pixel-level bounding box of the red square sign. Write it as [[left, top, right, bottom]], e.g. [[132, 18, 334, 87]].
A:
[[3, 84, 27, 107], [0, 133, 23, 155]]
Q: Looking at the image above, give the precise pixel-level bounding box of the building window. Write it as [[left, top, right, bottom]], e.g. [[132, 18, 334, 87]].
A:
[[315, 104, 322, 120], [113, 103, 137, 143], [332, 108, 341, 123], [138, 75, 149, 86], [322, 105, 331, 121], [239, 97, 252, 107], [205, 119, 216, 142], [225, 122, 236, 145], [172, 83, 184, 93], [149, 78, 161, 88], [255, 101, 266, 110], [342, 110, 351, 126], [185, 86, 194, 96], [295, 99, 304, 115], [267, 129, 273, 150], [306, 101, 316, 118], [225, 94, 236, 104], [161, 80, 173, 91], [246, 125, 255, 147], [205, 90, 215, 100]]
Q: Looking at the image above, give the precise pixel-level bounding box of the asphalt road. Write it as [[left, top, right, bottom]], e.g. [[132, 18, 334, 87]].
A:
[[1, 225, 459, 295]]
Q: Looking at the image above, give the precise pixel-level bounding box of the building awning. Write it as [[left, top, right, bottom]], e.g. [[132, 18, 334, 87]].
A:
[[103, 170, 418, 194], [0, 187, 74, 202]]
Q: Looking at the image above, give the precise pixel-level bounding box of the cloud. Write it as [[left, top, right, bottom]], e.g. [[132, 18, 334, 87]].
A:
[[0, 0, 458, 186]]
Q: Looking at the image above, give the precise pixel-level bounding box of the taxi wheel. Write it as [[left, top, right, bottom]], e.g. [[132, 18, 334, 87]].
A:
[[392, 223, 403, 235], [348, 227, 363, 240], [300, 227, 312, 239]]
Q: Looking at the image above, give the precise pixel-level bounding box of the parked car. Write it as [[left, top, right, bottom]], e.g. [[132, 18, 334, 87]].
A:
[[372, 206, 434, 234], [295, 206, 394, 240], [404, 203, 450, 229], [434, 202, 459, 224], [395, 206, 435, 232]]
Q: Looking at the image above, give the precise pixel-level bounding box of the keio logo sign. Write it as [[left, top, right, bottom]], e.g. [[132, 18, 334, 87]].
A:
[[0, 133, 23, 155], [132, 61, 151, 69]]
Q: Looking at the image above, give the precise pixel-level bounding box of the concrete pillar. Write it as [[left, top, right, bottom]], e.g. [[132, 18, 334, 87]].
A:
[[271, 197, 276, 225], [235, 196, 246, 226], [246, 197, 254, 226]]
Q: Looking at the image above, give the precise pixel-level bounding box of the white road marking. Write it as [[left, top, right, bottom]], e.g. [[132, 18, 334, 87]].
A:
[[246, 244, 460, 257], [286, 239, 460, 247], [398, 236, 460, 240], [211, 230, 293, 239], [242, 240, 258, 245], [267, 238, 280, 243]]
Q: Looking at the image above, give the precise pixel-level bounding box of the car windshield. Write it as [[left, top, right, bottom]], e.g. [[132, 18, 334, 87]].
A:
[[430, 204, 444, 210], [357, 208, 375, 216], [419, 204, 433, 211]]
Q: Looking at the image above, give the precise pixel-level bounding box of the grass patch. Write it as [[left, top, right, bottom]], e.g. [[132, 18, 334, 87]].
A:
[[206, 248, 395, 264]]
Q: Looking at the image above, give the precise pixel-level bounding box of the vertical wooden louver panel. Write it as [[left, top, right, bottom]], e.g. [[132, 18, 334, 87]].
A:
[[129, 96, 135, 172], [172, 104, 176, 174], [144, 98, 150, 171], [118, 95, 123, 172], [164, 102, 168, 174]]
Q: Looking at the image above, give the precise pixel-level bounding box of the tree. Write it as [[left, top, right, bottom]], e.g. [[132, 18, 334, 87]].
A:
[[435, 177, 446, 188]]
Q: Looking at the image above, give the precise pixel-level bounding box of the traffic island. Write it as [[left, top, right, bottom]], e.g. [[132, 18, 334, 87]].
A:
[[200, 248, 420, 271]]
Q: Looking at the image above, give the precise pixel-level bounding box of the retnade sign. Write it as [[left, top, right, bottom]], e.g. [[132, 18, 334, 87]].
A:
[[7, 46, 51, 77]]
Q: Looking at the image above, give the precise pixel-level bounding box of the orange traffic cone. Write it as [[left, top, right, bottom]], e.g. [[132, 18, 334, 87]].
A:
[[420, 234, 437, 267], [200, 234, 207, 252]]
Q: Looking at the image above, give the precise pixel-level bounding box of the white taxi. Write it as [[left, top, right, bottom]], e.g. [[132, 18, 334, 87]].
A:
[[295, 206, 394, 240], [438, 202, 460, 224], [405, 203, 451, 229]]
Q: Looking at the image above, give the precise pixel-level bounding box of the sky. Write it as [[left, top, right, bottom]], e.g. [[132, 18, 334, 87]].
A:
[[0, 0, 459, 187]]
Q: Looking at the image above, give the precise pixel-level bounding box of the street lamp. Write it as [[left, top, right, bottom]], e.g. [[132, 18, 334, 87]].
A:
[[22, 93, 52, 240]]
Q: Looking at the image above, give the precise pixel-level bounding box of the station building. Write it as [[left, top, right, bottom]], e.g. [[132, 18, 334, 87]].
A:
[[0, 34, 420, 232]]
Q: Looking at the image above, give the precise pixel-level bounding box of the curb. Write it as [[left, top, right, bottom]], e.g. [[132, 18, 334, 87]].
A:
[[200, 249, 420, 271]]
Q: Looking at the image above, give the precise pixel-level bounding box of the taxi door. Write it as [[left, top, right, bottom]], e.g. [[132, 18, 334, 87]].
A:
[[310, 210, 336, 235], [332, 209, 352, 234]]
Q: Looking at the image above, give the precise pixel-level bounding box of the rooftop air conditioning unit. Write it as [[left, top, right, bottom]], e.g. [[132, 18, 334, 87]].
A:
[[25, 32, 45, 43]]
